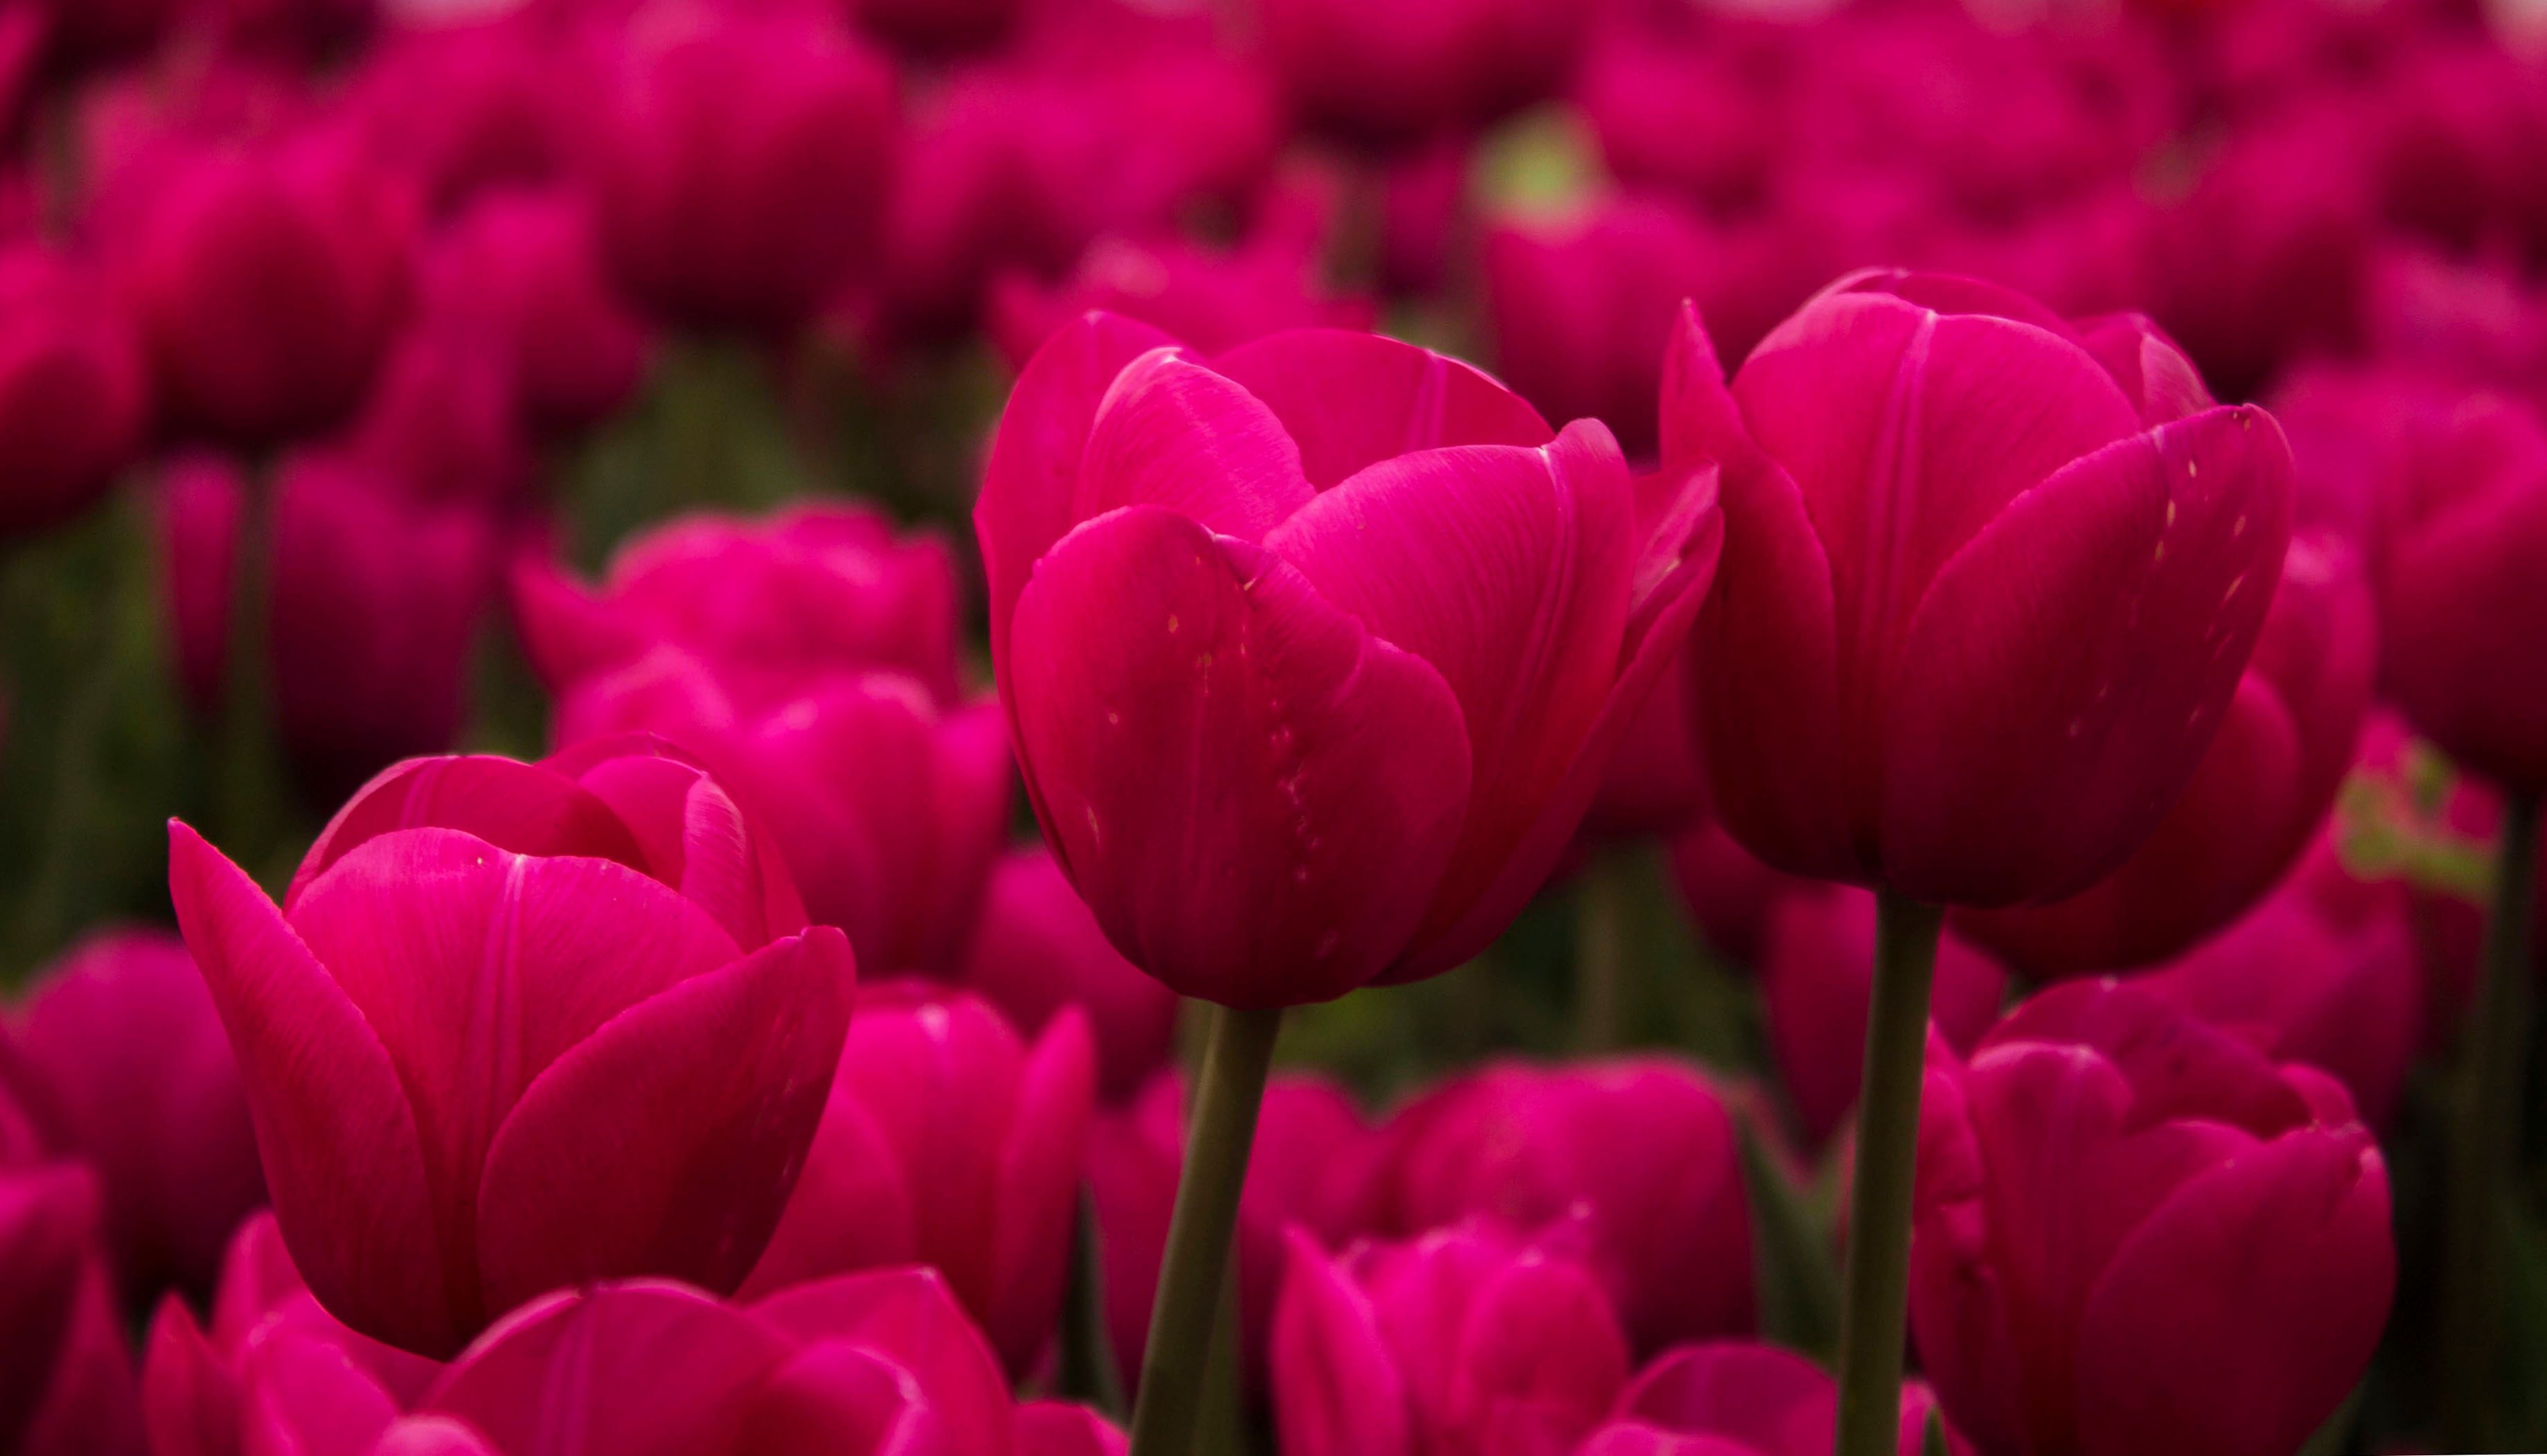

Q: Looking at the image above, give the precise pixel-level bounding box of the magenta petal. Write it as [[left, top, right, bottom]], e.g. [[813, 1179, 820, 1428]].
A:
[[509, 556, 648, 693], [1216, 328, 1553, 488], [167, 822, 451, 1357], [978, 312, 1182, 671], [1075, 348, 1314, 541], [2073, 1130, 2393, 1456], [1576, 1424, 1759, 1456], [1015, 1403, 1128, 1456], [473, 928, 854, 1313], [237, 1327, 401, 1456], [736, 1344, 939, 1456], [290, 757, 650, 909], [750, 1268, 1014, 1456], [549, 741, 810, 950], [143, 1299, 235, 1456], [369, 1417, 502, 1456], [1618, 1342, 1835, 1456], [422, 1284, 790, 1456], [738, 1094, 920, 1300], [988, 1012, 1096, 1374], [1878, 405, 2295, 906], [1009, 506, 1471, 1005], [1269, 1230, 1410, 1456]]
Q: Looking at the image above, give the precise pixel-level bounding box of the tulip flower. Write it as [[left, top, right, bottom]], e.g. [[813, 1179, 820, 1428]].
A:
[[1664, 823, 1808, 967], [1588, 1340, 1972, 1456], [850, 0, 1020, 57], [344, 325, 536, 507], [584, 4, 898, 335], [959, 848, 1180, 1103], [167, 740, 855, 1357], [1374, 1058, 1753, 1352], [6, 930, 263, 1299], [0, 1084, 145, 1456], [0, 241, 150, 542], [742, 982, 1093, 1377], [1910, 981, 2393, 1456], [266, 453, 501, 804], [988, 231, 1376, 372], [1256, 0, 1593, 147], [116, 128, 415, 445], [1666, 272, 2291, 1456], [418, 188, 652, 436], [1091, 1071, 1385, 1394], [1759, 889, 2008, 1146], [515, 504, 963, 712], [1953, 524, 2377, 973], [350, 18, 567, 213], [1270, 1219, 1631, 1456], [1020, 1402, 1130, 1456]]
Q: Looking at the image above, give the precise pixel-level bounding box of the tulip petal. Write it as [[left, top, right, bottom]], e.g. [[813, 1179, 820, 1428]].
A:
[[1617, 1341, 1835, 1455], [979, 312, 1182, 673], [1269, 1230, 1410, 1456], [1447, 1254, 1629, 1454], [2074, 1130, 2392, 1456], [291, 757, 649, 911], [1879, 405, 2295, 905], [371, 1417, 503, 1456], [1576, 1424, 1758, 1456], [547, 739, 810, 949], [1015, 1403, 1128, 1456], [1009, 506, 1471, 1004], [2380, 466, 2547, 792], [989, 1011, 1097, 1374], [1076, 348, 1313, 540], [238, 1327, 400, 1456], [473, 927, 854, 1313], [168, 822, 451, 1356], [751, 1268, 1014, 1456], [1985, 979, 2314, 1138], [736, 1344, 940, 1456], [143, 1299, 236, 1456], [1216, 329, 1552, 488], [740, 1089, 919, 1301]]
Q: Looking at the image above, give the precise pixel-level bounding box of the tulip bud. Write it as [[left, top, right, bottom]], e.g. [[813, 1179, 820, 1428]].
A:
[[0, 1081, 146, 1456], [7, 930, 262, 1300], [1759, 888, 2009, 1146], [1910, 981, 2394, 1456], [168, 740, 855, 1357], [344, 325, 536, 507], [420, 188, 652, 436], [743, 982, 1093, 1376], [351, 18, 566, 213], [1375, 1057, 1752, 1352], [0, 241, 150, 541], [585, 4, 897, 335], [117, 129, 414, 445], [1270, 1220, 1630, 1456], [1600, 1340, 1973, 1456], [959, 848, 1179, 1103], [1257, 0, 1592, 148], [979, 317, 1722, 1006], [152, 453, 246, 714], [1017, 1401, 1129, 1456], [1668, 274, 2293, 909]]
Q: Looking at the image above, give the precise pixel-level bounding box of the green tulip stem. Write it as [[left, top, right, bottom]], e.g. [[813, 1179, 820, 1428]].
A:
[[1127, 1002, 1283, 1456], [1574, 852, 1631, 1053], [2439, 793, 2541, 1450], [1833, 889, 1945, 1456]]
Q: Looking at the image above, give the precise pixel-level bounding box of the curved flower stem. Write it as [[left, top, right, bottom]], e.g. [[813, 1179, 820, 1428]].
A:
[[1834, 889, 1944, 1456], [1128, 1002, 1283, 1456], [2439, 794, 2541, 1450]]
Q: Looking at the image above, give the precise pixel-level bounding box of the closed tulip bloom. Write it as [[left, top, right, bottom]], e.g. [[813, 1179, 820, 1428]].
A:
[[267, 454, 500, 804], [743, 982, 1092, 1377], [0, 242, 149, 541], [1759, 888, 2009, 1146], [585, 4, 897, 335], [351, 19, 567, 214], [1257, 0, 1592, 148], [1594, 1340, 1971, 1456], [1579, 641, 1709, 844], [153, 453, 245, 714], [1954, 522, 2376, 973], [1018, 1401, 1129, 1456], [1271, 1219, 1630, 1456], [1669, 274, 2293, 909], [420, 189, 651, 436], [0, 1085, 145, 1456], [979, 316, 1723, 1006], [1374, 1058, 1752, 1352], [2371, 387, 2547, 795], [959, 848, 1180, 1103], [988, 231, 1376, 373], [1910, 981, 2393, 1456], [118, 130, 414, 445], [167, 740, 855, 1357], [517, 504, 962, 711], [345, 325, 536, 507], [1092, 1072, 1385, 1392], [6, 930, 262, 1299]]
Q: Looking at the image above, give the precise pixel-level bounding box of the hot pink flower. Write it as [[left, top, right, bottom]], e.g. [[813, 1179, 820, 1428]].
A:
[[0, 241, 149, 541], [959, 848, 1180, 1103]]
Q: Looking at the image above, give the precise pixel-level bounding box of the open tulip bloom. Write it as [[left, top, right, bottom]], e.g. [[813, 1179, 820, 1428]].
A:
[[977, 314, 1723, 1456]]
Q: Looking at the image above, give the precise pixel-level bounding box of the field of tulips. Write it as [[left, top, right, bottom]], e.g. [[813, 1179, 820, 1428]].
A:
[[3, 0, 2547, 1453]]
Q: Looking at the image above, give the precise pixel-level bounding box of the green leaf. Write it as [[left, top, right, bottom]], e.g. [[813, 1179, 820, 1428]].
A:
[[1922, 1406, 1950, 1456]]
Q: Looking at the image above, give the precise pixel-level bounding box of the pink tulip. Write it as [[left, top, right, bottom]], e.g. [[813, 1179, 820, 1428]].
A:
[[1256, 0, 1592, 147], [1270, 1219, 1630, 1456], [152, 453, 245, 713], [266, 453, 500, 804], [1953, 523, 2377, 973], [2370, 384, 2547, 795], [5, 930, 262, 1299], [1373, 1057, 1752, 1353], [743, 982, 1092, 1377], [1579, 643, 1709, 844], [143, 1213, 441, 1456], [1759, 888, 2009, 1146], [1667, 272, 2292, 909], [516, 503, 962, 713], [959, 848, 1180, 1103], [979, 316, 1722, 1005], [1092, 1072, 1386, 1393], [1592, 1340, 1971, 1456], [350, 18, 567, 213], [1576, 11, 1791, 214], [115, 128, 415, 445], [344, 325, 536, 507], [1663, 823, 1808, 967], [167, 740, 854, 1356], [0, 241, 149, 541], [0, 1083, 145, 1456], [1017, 1401, 1129, 1456], [988, 231, 1375, 373], [583, 3, 897, 335], [419, 188, 652, 436], [1910, 981, 2393, 1456], [849, 0, 1020, 57]]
